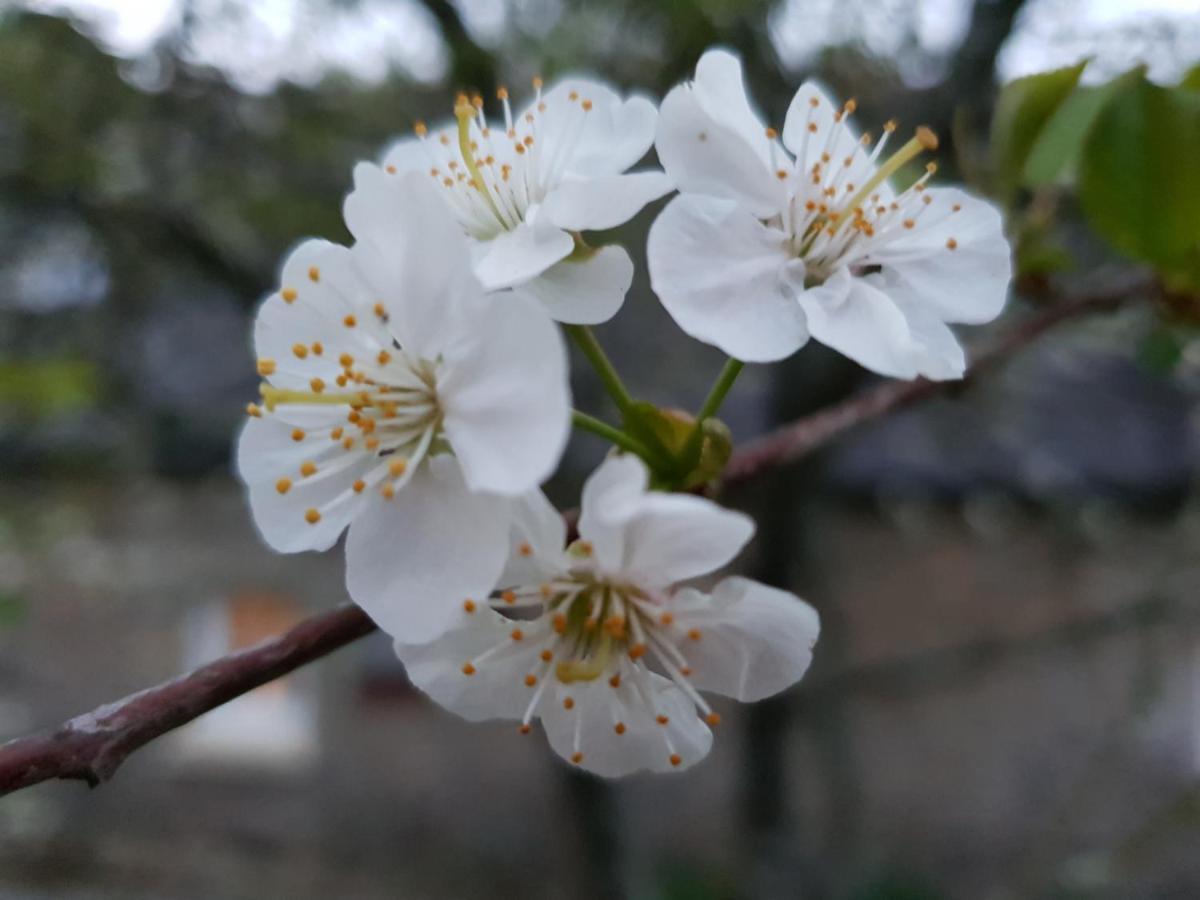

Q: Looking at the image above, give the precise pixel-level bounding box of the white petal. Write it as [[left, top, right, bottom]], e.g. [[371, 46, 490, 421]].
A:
[[670, 577, 820, 702], [237, 414, 374, 553], [530, 79, 658, 177], [578, 455, 755, 586], [512, 244, 633, 325], [691, 49, 772, 168], [254, 239, 394, 390], [497, 489, 568, 588], [618, 492, 754, 587], [344, 455, 511, 644], [345, 167, 479, 358], [395, 608, 544, 722], [541, 660, 712, 776], [862, 188, 1012, 325], [892, 293, 967, 381], [647, 194, 808, 363], [577, 454, 649, 572], [794, 268, 919, 379], [470, 218, 575, 290], [540, 171, 672, 232], [379, 135, 435, 176], [781, 82, 883, 197], [437, 293, 571, 495], [654, 84, 780, 217]]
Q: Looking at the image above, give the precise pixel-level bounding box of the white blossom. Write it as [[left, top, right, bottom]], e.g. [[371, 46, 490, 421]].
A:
[[351, 77, 672, 324], [238, 173, 571, 644], [395, 455, 820, 777], [648, 48, 1012, 378]]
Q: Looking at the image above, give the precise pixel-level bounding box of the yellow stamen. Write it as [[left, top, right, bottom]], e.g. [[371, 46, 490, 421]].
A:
[[260, 384, 361, 411], [829, 126, 938, 233], [454, 96, 503, 222]]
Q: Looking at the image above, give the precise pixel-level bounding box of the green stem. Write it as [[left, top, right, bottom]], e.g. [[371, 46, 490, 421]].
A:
[[696, 358, 744, 423], [565, 325, 635, 416], [572, 411, 668, 466], [680, 357, 744, 468]]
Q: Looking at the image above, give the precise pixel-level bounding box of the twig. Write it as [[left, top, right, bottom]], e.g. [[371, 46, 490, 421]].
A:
[[0, 275, 1152, 798], [723, 275, 1152, 486], [0, 604, 375, 795]]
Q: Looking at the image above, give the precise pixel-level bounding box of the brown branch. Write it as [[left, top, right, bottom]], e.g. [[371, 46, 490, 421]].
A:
[[723, 275, 1152, 486], [0, 604, 375, 795], [0, 275, 1153, 798]]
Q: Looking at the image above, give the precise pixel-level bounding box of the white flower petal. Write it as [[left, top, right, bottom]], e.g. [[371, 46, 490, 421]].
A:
[[498, 489, 568, 588], [618, 491, 754, 587], [892, 293, 967, 381], [655, 84, 781, 217], [530, 79, 658, 177], [395, 608, 543, 722], [237, 414, 374, 553], [438, 293, 571, 496], [379, 135, 434, 177], [541, 661, 712, 776], [344, 455, 511, 644], [254, 239, 393, 390], [781, 81, 883, 196], [794, 268, 919, 379], [648, 194, 808, 362], [670, 577, 820, 702], [512, 244, 633, 325], [470, 218, 575, 290], [862, 188, 1011, 325], [345, 167, 479, 358], [540, 171, 672, 232], [691, 49, 772, 168], [577, 454, 649, 572], [577, 455, 754, 586]]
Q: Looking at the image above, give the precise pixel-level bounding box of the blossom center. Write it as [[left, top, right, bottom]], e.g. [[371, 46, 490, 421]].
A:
[[252, 348, 444, 516], [767, 96, 949, 284], [405, 79, 596, 241]]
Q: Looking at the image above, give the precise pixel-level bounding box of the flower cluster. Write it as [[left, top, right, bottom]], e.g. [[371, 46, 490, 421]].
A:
[[237, 49, 1011, 776]]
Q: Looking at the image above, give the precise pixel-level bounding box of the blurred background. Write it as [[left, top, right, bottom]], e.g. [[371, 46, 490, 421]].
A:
[[2, 0, 1200, 898]]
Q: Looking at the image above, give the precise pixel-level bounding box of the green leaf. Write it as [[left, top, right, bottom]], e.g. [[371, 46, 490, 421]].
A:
[[1137, 326, 1186, 374], [1021, 70, 1138, 187], [0, 359, 100, 416], [1180, 63, 1200, 92], [992, 60, 1088, 190], [1078, 76, 1200, 287]]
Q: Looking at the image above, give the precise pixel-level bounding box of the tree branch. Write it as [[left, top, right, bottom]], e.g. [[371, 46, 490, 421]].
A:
[[0, 275, 1153, 797], [0, 604, 375, 795], [722, 275, 1152, 486]]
